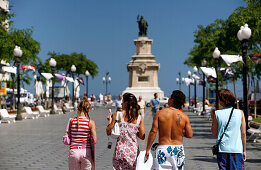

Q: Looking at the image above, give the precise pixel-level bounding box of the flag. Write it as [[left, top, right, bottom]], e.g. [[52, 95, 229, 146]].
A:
[[41, 73, 53, 80], [249, 54, 261, 64], [55, 73, 65, 81], [66, 77, 74, 82], [77, 77, 84, 85], [220, 55, 243, 66], [21, 65, 36, 72], [220, 68, 234, 80], [2, 66, 17, 74], [200, 67, 217, 78]]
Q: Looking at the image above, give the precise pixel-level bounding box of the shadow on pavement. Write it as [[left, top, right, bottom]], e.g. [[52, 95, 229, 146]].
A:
[[192, 156, 217, 163]]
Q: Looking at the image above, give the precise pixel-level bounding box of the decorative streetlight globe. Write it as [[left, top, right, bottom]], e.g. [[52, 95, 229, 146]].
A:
[[49, 58, 57, 67], [85, 70, 90, 77], [102, 77, 106, 82], [71, 65, 76, 72], [85, 70, 90, 96], [193, 66, 198, 73], [13, 45, 23, 58], [108, 77, 111, 82], [242, 24, 251, 40], [182, 77, 185, 83], [187, 70, 191, 77], [237, 26, 244, 41], [213, 47, 220, 59], [176, 78, 179, 83]]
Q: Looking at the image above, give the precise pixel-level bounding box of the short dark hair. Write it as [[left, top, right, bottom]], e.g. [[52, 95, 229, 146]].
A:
[[218, 89, 236, 107], [154, 93, 158, 97], [170, 90, 186, 110]]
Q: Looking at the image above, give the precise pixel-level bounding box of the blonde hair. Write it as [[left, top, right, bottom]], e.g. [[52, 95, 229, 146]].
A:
[[76, 96, 91, 128]]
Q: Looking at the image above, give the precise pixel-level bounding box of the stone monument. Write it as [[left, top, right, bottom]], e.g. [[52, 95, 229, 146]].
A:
[[123, 16, 164, 101]]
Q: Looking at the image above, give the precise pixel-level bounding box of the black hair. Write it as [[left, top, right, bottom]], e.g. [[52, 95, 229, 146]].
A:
[[170, 90, 186, 110]]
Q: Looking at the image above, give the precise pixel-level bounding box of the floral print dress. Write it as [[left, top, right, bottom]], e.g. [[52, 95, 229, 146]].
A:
[[113, 112, 141, 170]]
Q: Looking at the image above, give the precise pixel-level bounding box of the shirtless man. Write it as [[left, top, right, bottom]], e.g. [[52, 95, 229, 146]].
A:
[[146, 90, 193, 170]]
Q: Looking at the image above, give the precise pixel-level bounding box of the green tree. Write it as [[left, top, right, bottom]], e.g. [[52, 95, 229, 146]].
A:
[[185, 0, 261, 79], [44, 52, 98, 78]]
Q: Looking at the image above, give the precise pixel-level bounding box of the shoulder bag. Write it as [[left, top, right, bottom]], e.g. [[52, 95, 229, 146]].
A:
[[111, 112, 120, 139], [212, 107, 234, 155]]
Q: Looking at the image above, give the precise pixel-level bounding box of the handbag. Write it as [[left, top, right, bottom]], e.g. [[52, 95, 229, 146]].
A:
[[63, 118, 72, 145], [212, 107, 234, 155], [111, 112, 120, 139]]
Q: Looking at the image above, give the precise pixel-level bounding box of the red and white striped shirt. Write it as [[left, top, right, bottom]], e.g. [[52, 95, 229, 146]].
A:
[[70, 117, 91, 149]]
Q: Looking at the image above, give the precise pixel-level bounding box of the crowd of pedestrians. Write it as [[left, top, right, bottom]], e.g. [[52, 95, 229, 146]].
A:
[[64, 89, 246, 170]]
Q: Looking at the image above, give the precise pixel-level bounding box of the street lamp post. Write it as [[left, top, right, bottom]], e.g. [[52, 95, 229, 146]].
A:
[[193, 66, 198, 108], [201, 59, 207, 114], [176, 72, 184, 91], [188, 70, 191, 106], [85, 70, 90, 96], [213, 47, 220, 110], [71, 65, 76, 108], [49, 58, 56, 114], [102, 72, 111, 95], [237, 24, 251, 131], [14, 46, 23, 120]]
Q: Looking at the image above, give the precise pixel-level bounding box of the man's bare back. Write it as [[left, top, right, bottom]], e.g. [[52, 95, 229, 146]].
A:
[[158, 107, 193, 145]]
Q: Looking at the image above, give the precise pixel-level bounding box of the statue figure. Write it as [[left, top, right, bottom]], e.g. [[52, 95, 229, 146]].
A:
[[137, 15, 148, 37]]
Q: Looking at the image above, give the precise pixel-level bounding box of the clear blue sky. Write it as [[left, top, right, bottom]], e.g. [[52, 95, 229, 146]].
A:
[[11, 0, 248, 99]]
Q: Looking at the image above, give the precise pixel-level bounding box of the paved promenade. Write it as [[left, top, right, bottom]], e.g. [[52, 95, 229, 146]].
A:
[[0, 107, 260, 169]]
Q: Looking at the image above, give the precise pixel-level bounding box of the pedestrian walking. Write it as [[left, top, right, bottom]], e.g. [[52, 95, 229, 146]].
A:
[[106, 93, 145, 170], [67, 96, 97, 170], [150, 93, 160, 117], [211, 89, 246, 170], [146, 90, 193, 170], [115, 94, 123, 111], [138, 96, 146, 119]]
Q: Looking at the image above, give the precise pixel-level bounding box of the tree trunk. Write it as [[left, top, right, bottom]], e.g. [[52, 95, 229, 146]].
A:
[[233, 78, 239, 109]]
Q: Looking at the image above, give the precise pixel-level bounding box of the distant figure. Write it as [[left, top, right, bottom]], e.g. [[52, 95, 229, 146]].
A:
[[138, 96, 145, 119], [150, 93, 160, 117], [211, 89, 246, 169], [106, 93, 145, 169], [67, 96, 97, 170], [137, 15, 148, 37], [204, 98, 210, 105], [91, 94, 96, 102], [115, 94, 123, 111], [146, 90, 193, 170], [99, 93, 103, 104]]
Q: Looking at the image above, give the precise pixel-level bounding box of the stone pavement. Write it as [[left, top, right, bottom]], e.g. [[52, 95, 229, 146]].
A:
[[0, 107, 260, 170]]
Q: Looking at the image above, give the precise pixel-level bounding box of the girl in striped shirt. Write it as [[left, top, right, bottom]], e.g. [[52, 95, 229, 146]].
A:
[[67, 96, 97, 170]]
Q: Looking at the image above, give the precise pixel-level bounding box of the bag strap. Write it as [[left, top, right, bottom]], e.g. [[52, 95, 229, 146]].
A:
[[216, 107, 234, 146], [66, 118, 72, 133], [115, 111, 119, 122]]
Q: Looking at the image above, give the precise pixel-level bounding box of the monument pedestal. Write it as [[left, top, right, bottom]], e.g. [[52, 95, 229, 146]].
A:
[[123, 36, 164, 101]]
